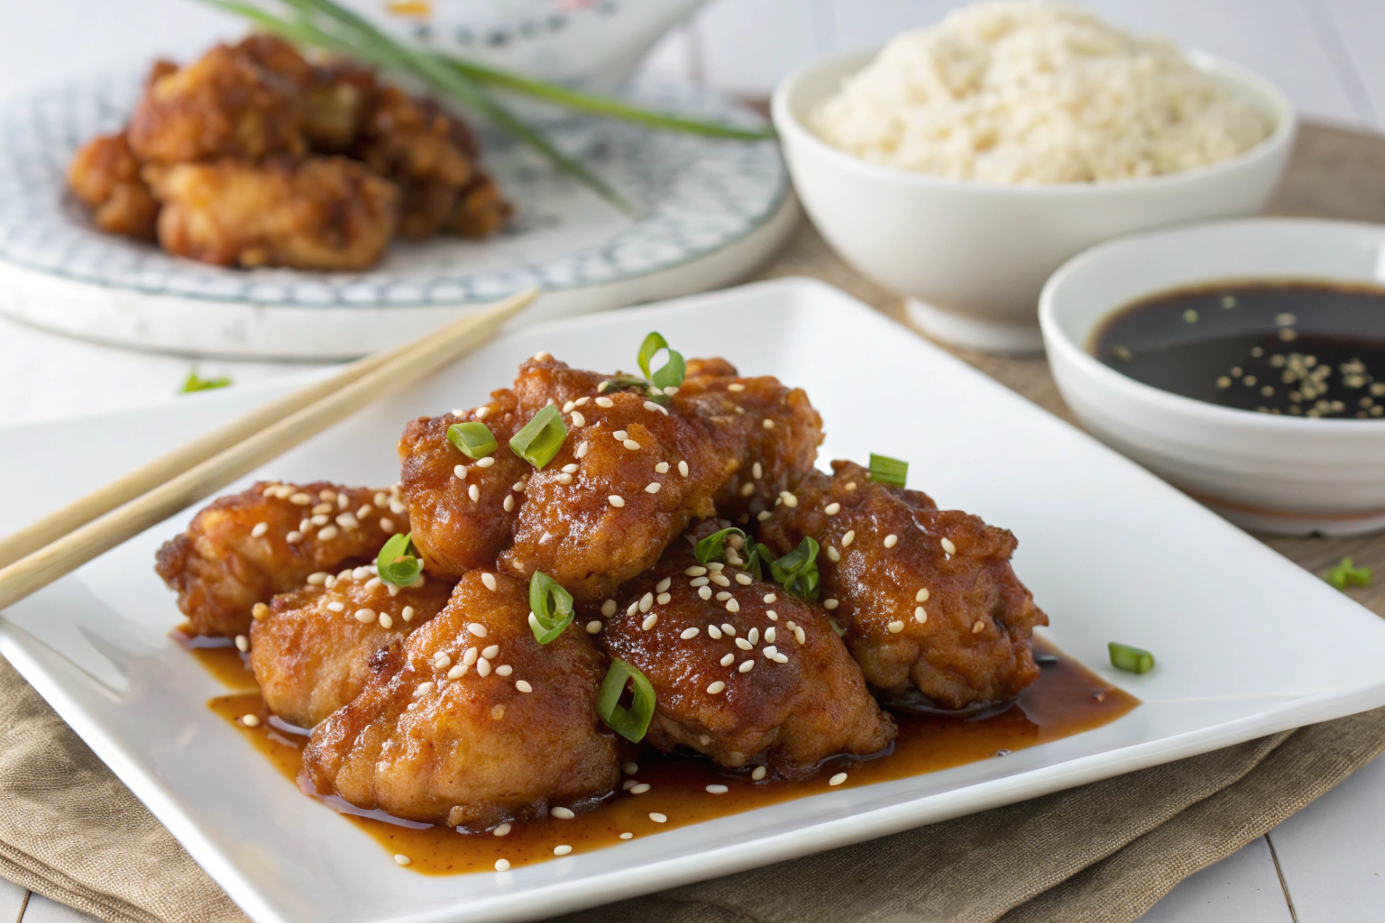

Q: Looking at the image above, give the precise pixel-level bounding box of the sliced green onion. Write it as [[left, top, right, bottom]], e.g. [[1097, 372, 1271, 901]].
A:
[[828, 617, 847, 638], [770, 537, 820, 601], [1326, 556, 1372, 590], [447, 421, 497, 459], [527, 570, 574, 644], [597, 658, 656, 743], [694, 527, 768, 578], [637, 331, 686, 393], [377, 532, 423, 587], [1108, 642, 1155, 674], [510, 404, 567, 469], [868, 454, 908, 488], [179, 368, 231, 393]]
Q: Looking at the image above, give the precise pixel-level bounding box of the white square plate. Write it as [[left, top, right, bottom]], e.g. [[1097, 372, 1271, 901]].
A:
[[3, 278, 1384, 923]]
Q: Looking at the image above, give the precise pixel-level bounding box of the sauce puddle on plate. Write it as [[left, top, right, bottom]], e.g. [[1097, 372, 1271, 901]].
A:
[[193, 638, 1136, 874], [1093, 279, 1385, 419]]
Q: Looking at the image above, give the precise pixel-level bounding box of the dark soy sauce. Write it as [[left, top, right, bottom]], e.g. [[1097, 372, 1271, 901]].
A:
[[1092, 280, 1385, 419]]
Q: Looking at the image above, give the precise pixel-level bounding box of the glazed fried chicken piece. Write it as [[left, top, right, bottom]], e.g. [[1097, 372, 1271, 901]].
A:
[[66, 131, 159, 241], [146, 155, 399, 270], [593, 522, 895, 780], [232, 34, 377, 154], [397, 390, 531, 579], [497, 354, 822, 604], [447, 173, 512, 238], [155, 481, 410, 637], [303, 571, 624, 828], [250, 573, 452, 728], [759, 460, 1047, 711], [128, 42, 304, 163]]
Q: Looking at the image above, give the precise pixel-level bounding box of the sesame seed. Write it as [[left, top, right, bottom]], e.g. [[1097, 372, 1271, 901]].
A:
[[773, 653, 790, 663], [379, 613, 394, 629], [559, 463, 578, 474], [355, 608, 376, 624], [842, 530, 856, 547], [728, 383, 746, 392], [915, 607, 928, 623], [614, 430, 629, 440], [657, 592, 672, 605], [477, 659, 492, 677], [623, 762, 639, 774], [678, 461, 689, 477], [642, 614, 659, 631], [575, 441, 589, 458], [781, 492, 798, 508], [766, 610, 778, 621], [763, 592, 777, 604], [681, 627, 700, 639], [726, 599, 741, 613], [630, 783, 651, 794], [752, 767, 767, 781], [469, 623, 488, 637], [241, 714, 260, 727], [736, 637, 753, 651], [609, 495, 626, 508], [511, 481, 525, 492], [234, 634, 249, 652], [710, 573, 731, 588], [394, 854, 411, 866], [740, 482, 755, 497], [557, 473, 573, 485], [306, 522, 333, 539], [476, 456, 495, 469], [482, 644, 500, 659], [379, 517, 395, 533], [888, 620, 905, 633], [763, 645, 778, 658], [916, 588, 930, 602], [829, 772, 848, 786], [735, 572, 753, 586], [414, 681, 435, 696], [327, 601, 345, 613], [824, 502, 842, 516], [884, 534, 898, 548], [698, 586, 712, 600], [654, 462, 671, 476], [794, 626, 806, 645], [762, 419, 775, 429], [627, 601, 639, 616], [250, 522, 269, 538], [496, 664, 512, 676], [595, 397, 614, 408], [551, 806, 575, 819], [823, 598, 839, 610], [708, 625, 723, 639], [463, 647, 479, 665], [494, 823, 511, 836], [649, 813, 668, 823], [448, 664, 467, 679], [972, 619, 985, 633], [941, 537, 957, 555], [285, 530, 303, 544], [639, 592, 654, 612], [721, 623, 736, 636], [646, 482, 661, 494], [563, 401, 575, 413], [644, 400, 667, 414], [691, 576, 710, 587], [739, 660, 754, 673], [468, 485, 480, 502], [554, 845, 572, 856], [720, 653, 734, 666], [624, 439, 641, 451], [707, 784, 729, 794], [289, 492, 312, 506], [707, 681, 727, 694], [619, 833, 633, 840], [494, 858, 511, 871]]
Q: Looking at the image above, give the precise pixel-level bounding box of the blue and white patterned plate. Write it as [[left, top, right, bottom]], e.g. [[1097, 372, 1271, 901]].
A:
[[0, 69, 794, 358]]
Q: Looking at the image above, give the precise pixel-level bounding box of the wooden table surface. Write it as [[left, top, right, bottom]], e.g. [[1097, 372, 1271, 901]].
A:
[[1, 123, 1384, 923]]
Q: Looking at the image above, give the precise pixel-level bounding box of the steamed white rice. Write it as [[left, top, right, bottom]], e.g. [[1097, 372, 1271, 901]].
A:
[[809, 2, 1273, 184]]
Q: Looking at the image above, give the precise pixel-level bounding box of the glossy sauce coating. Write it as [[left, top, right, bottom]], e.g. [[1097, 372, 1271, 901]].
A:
[[198, 638, 1136, 875]]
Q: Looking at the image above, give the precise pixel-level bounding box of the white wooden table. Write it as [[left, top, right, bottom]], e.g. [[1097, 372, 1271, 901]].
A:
[[2, 1, 1383, 920]]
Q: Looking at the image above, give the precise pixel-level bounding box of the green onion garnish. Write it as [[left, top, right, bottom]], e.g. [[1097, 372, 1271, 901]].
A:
[[1326, 556, 1372, 591], [637, 332, 686, 393], [179, 368, 231, 393], [770, 537, 820, 601], [509, 404, 567, 469], [1108, 642, 1155, 674], [377, 532, 423, 587], [596, 658, 656, 743], [868, 454, 908, 488], [828, 617, 847, 638], [527, 570, 574, 644], [694, 526, 769, 578], [447, 421, 497, 459]]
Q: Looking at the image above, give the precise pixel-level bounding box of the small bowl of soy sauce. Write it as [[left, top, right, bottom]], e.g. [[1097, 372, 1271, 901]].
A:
[[1040, 218, 1385, 536]]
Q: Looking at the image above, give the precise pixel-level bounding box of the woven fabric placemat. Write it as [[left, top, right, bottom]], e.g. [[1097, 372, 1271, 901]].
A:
[[1, 123, 1383, 923]]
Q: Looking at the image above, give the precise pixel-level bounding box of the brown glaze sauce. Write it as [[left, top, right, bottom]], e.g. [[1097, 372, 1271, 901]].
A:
[[192, 638, 1137, 875]]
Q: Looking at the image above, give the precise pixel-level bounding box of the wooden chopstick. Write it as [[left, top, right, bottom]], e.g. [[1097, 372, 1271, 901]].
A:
[[0, 287, 537, 613]]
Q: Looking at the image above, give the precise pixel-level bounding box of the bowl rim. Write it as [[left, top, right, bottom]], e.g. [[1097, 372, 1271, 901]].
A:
[[770, 46, 1298, 197], [1038, 216, 1385, 434]]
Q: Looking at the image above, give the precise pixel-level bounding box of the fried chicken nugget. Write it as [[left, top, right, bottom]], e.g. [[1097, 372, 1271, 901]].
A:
[[155, 481, 409, 637], [128, 42, 304, 163], [66, 131, 159, 241], [594, 522, 895, 780], [250, 573, 453, 728], [759, 461, 1048, 711], [232, 34, 377, 154], [146, 154, 399, 270], [303, 571, 624, 829]]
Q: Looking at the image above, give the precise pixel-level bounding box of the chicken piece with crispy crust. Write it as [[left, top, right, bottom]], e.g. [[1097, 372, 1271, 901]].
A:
[[128, 42, 304, 163], [303, 571, 624, 829], [759, 460, 1047, 711], [397, 390, 531, 580], [593, 521, 895, 780], [146, 155, 399, 270], [67, 131, 160, 241], [447, 173, 512, 238], [155, 481, 409, 637], [250, 573, 452, 728], [231, 34, 377, 154]]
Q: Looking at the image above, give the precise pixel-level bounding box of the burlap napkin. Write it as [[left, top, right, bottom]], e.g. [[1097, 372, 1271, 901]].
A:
[[3, 651, 1384, 923]]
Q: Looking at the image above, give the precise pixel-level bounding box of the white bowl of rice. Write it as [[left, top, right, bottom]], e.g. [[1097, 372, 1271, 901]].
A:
[[771, 2, 1295, 355]]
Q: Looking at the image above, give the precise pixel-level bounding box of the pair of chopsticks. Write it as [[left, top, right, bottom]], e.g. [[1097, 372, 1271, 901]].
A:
[[0, 287, 538, 612]]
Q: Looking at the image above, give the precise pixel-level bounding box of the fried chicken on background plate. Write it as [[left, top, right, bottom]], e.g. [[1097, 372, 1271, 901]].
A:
[[759, 460, 1047, 712], [302, 571, 625, 829], [66, 131, 160, 241], [593, 521, 896, 779], [155, 481, 408, 637], [250, 573, 453, 728]]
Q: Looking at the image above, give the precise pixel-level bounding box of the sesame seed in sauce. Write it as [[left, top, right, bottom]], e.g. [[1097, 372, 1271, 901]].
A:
[[609, 495, 626, 508], [726, 599, 741, 613], [289, 492, 312, 506], [690, 577, 710, 588], [646, 482, 661, 494], [469, 623, 488, 637], [735, 573, 752, 586], [503, 495, 515, 513], [823, 598, 839, 611], [619, 832, 634, 840], [884, 534, 898, 548], [285, 530, 303, 544], [656, 462, 671, 474], [312, 502, 333, 515], [630, 783, 651, 794], [354, 608, 376, 624], [706, 680, 727, 695], [941, 537, 957, 555], [972, 619, 985, 633], [644, 400, 668, 415], [641, 614, 659, 631], [829, 772, 848, 786], [595, 397, 615, 408], [364, 576, 382, 592], [557, 473, 573, 485], [710, 573, 731, 587], [494, 858, 511, 872], [624, 439, 642, 451], [448, 664, 467, 679], [626, 601, 639, 617], [707, 784, 729, 794], [602, 599, 618, 617], [735, 637, 753, 651], [494, 824, 511, 837], [887, 620, 904, 634], [401, 605, 415, 622], [716, 591, 731, 602], [553, 845, 572, 856], [478, 645, 498, 660], [379, 613, 394, 629], [393, 854, 411, 867], [757, 511, 772, 522], [678, 461, 689, 477], [251, 522, 268, 538], [657, 592, 672, 605], [794, 626, 806, 645], [585, 620, 603, 634], [639, 592, 654, 613], [721, 623, 736, 636], [841, 530, 855, 547], [511, 481, 526, 492], [762, 419, 775, 429], [728, 383, 746, 392], [327, 601, 345, 613], [752, 766, 767, 781], [680, 627, 700, 640], [380, 517, 395, 533], [649, 813, 668, 823], [463, 647, 479, 665], [309, 515, 327, 528], [551, 806, 575, 819], [414, 682, 435, 697], [569, 411, 586, 428], [719, 653, 734, 666], [477, 659, 493, 677], [496, 664, 512, 676], [575, 442, 589, 458], [698, 586, 713, 600], [708, 625, 723, 640], [467, 485, 480, 503], [781, 492, 798, 508], [234, 635, 249, 653]]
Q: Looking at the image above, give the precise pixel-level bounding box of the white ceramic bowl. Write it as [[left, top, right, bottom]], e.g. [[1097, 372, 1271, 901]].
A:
[[771, 49, 1297, 355], [1040, 218, 1385, 537]]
